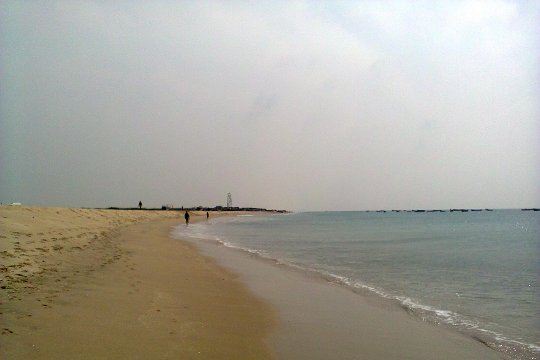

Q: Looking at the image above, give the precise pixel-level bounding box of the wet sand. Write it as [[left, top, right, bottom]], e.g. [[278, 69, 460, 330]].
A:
[[0, 206, 275, 359], [193, 237, 507, 360]]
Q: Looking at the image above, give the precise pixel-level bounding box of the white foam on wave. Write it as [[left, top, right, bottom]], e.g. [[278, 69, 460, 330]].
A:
[[171, 222, 540, 359], [216, 239, 269, 257], [285, 266, 540, 358]]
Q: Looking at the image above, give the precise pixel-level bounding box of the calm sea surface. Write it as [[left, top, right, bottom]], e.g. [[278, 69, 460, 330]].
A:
[[174, 210, 539, 359]]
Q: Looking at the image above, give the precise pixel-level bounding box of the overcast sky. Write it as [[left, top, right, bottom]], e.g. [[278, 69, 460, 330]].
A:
[[1, 1, 538, 211]]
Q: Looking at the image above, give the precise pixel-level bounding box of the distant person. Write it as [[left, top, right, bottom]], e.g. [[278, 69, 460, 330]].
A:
[[184, 211, 190, 224], [206, 211, 209, 220], [138, 201, 142, 209]]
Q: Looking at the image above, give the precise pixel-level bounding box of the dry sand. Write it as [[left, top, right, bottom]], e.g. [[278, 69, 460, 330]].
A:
[[0, 206, 275, 359]]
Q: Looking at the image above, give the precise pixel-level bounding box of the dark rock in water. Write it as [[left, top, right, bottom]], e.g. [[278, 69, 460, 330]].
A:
[[521, 208, 540, 211]]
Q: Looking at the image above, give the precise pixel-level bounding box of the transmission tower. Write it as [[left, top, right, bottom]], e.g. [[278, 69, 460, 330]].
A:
[[226, 193, 232, 208]]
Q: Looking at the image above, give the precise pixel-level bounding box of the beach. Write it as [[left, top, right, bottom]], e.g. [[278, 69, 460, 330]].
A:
[[180, 211, 537, 359], [196, 240, 506, 360], [0, 206, 275, 359], [1, 206, 507, 359]]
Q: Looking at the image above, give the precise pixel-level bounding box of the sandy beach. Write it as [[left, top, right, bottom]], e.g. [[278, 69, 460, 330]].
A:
[[1, 206, 506, 359], [0, 206, 275, 359]]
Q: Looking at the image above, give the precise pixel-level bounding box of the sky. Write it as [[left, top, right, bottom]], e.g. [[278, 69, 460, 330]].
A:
[[0, 0, 538, 211]]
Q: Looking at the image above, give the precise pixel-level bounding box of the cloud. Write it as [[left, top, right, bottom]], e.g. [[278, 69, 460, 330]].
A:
[[0, 1, 538, 210], [450, 0, 518, 25]]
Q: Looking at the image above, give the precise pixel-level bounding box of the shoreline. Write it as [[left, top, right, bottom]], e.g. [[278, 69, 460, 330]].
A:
[[1, 206, 275, 359], [181, 218, 507, 360]]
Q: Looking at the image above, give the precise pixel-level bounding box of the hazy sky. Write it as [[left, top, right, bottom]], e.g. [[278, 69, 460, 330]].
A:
[[1, 1, 538, 211]]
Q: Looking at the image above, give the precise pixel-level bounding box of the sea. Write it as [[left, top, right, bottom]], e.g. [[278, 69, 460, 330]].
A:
[[173, 209, 539, 359]]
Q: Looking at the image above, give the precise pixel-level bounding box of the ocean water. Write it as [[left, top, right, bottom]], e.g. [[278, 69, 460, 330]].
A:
[[174, 210, 539, 359]]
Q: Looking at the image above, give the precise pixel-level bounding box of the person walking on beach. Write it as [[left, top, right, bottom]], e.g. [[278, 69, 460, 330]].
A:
[[184, 211, 190, 224], [138, 201, 142, 209], [206, 211, 209, 220]]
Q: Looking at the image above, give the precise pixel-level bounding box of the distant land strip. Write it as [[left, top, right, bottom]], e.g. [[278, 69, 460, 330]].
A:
[[98, 206, 290, 213], [98, 207, 539, 213]]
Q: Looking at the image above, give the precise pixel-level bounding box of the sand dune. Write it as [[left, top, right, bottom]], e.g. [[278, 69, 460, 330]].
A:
[[1, 207, 179, 302], [1, 206, 274, 359]]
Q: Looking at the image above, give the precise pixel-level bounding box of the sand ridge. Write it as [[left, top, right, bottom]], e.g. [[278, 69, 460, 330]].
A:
[[1, 206, 275, 359], [0, 206, 180, 307]]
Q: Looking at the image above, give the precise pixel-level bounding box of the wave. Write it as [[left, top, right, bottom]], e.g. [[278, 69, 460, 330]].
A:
[[171, 222, 540, 359]]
